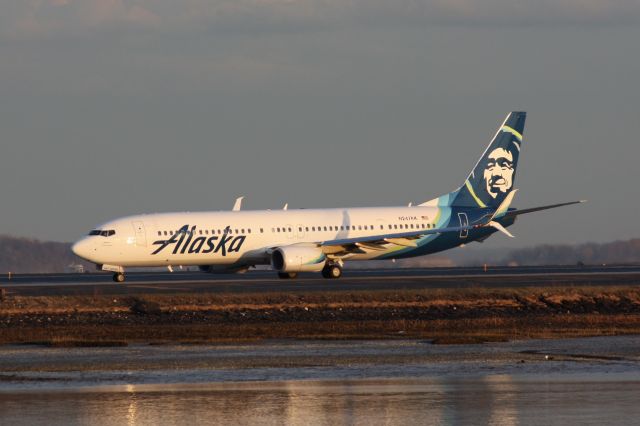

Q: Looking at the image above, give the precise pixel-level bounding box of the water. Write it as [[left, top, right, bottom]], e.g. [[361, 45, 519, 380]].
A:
[[1, 336, 639, 425]]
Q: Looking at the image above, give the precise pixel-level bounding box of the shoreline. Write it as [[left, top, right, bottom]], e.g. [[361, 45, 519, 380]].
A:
[[1, 286, 640, 346]]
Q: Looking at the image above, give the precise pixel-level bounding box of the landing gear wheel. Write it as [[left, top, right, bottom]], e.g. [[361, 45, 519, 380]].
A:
[[322, 263, 342, 279], [112, 273, 125, 283], [277, 272, 298, 279]]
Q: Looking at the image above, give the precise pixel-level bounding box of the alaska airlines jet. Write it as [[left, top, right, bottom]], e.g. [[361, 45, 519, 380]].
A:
[[72, 112, 583, 282]]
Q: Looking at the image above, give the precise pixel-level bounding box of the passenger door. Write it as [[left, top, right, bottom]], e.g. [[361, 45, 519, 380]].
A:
[[132, 221, 147, 247]]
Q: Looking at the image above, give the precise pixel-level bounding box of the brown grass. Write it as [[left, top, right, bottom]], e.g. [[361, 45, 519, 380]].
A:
[[1, 285, 640, 345]]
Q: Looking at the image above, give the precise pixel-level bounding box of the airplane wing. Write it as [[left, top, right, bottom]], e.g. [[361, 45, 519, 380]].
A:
[[320, 224, 481, 250], [503, 200, 586, 218], [319, 188, 521, 253]]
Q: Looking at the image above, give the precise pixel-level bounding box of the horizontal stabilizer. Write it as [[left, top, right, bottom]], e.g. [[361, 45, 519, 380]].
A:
[[504, 200, 586, 218]]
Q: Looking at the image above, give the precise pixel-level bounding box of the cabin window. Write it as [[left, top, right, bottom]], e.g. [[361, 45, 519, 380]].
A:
[[305, 227, 309, 232], [157, 231, 162, 236], [288, 227, 292, 232]]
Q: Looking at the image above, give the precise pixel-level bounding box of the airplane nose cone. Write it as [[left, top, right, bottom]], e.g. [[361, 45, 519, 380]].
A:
[[72, 238, 92, 260]]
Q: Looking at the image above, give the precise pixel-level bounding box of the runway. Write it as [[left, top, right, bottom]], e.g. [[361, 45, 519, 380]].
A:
[[1, 265, 639, 297]]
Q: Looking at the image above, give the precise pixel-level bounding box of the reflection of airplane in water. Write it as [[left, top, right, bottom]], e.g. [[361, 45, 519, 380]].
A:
[[72, 112, 584, 282]]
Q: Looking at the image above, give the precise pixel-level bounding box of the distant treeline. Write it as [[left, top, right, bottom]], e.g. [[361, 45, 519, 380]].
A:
[[503, 239, 640, 266], [0, 235, 90, 274], [0, 234, 639, 274]]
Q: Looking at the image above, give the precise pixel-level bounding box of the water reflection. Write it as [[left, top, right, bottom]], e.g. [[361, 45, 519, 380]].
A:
[[2, 377, 640, 426]]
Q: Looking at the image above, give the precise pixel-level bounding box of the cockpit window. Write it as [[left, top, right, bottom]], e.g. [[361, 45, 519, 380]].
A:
[[89, 229, 116, 237]]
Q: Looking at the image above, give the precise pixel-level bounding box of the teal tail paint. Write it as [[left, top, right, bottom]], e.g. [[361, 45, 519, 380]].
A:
[[427, 111, 526, 209]]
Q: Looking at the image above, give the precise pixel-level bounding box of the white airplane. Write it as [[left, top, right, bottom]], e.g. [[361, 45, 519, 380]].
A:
[[72, 112, 583, 282]]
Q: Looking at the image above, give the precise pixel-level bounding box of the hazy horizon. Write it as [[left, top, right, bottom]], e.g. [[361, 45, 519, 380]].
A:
[[1, 1, 638, 249]]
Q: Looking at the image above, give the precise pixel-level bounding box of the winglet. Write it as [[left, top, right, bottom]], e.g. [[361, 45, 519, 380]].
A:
[[232, 196, 244, 211], [488, 220, 515, 238], [490, 189, 518, 221]]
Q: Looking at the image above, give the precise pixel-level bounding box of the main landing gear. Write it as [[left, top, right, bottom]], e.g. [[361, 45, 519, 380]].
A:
[[321, 262, 342, 279], [112, 272, 125, 283]]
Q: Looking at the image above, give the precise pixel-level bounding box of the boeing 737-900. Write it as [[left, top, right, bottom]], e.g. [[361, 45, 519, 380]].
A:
[[72, 112, 583, 282]]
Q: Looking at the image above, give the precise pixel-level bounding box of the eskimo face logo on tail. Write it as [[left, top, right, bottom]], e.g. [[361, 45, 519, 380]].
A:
[[151, 225, 246, 256], [483, 147, 514, 199]]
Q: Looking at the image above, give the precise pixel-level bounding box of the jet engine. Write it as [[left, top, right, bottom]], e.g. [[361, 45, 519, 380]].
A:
[[271, 245, 326, 273]]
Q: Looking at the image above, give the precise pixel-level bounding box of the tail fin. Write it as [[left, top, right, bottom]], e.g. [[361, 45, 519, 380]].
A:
[[421, 111, 526, 209]]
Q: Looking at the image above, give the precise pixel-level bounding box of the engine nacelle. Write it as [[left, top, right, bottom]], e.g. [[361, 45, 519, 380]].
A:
[[271, 245, 326, 273]]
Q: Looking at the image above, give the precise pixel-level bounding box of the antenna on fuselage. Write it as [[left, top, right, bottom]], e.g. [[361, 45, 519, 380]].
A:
[[232, 196, 244, 211], [283, 203, 288, 210]]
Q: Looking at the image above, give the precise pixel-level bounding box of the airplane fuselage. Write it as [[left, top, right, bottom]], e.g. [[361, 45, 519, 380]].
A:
[[72, 205, 508, 270]]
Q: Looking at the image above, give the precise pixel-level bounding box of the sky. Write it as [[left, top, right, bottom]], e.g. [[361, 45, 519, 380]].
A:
[[0, 0, 638, 248]]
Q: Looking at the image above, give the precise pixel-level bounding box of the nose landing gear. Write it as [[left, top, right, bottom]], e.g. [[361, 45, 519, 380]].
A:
[[112, 273, 125, 283]]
